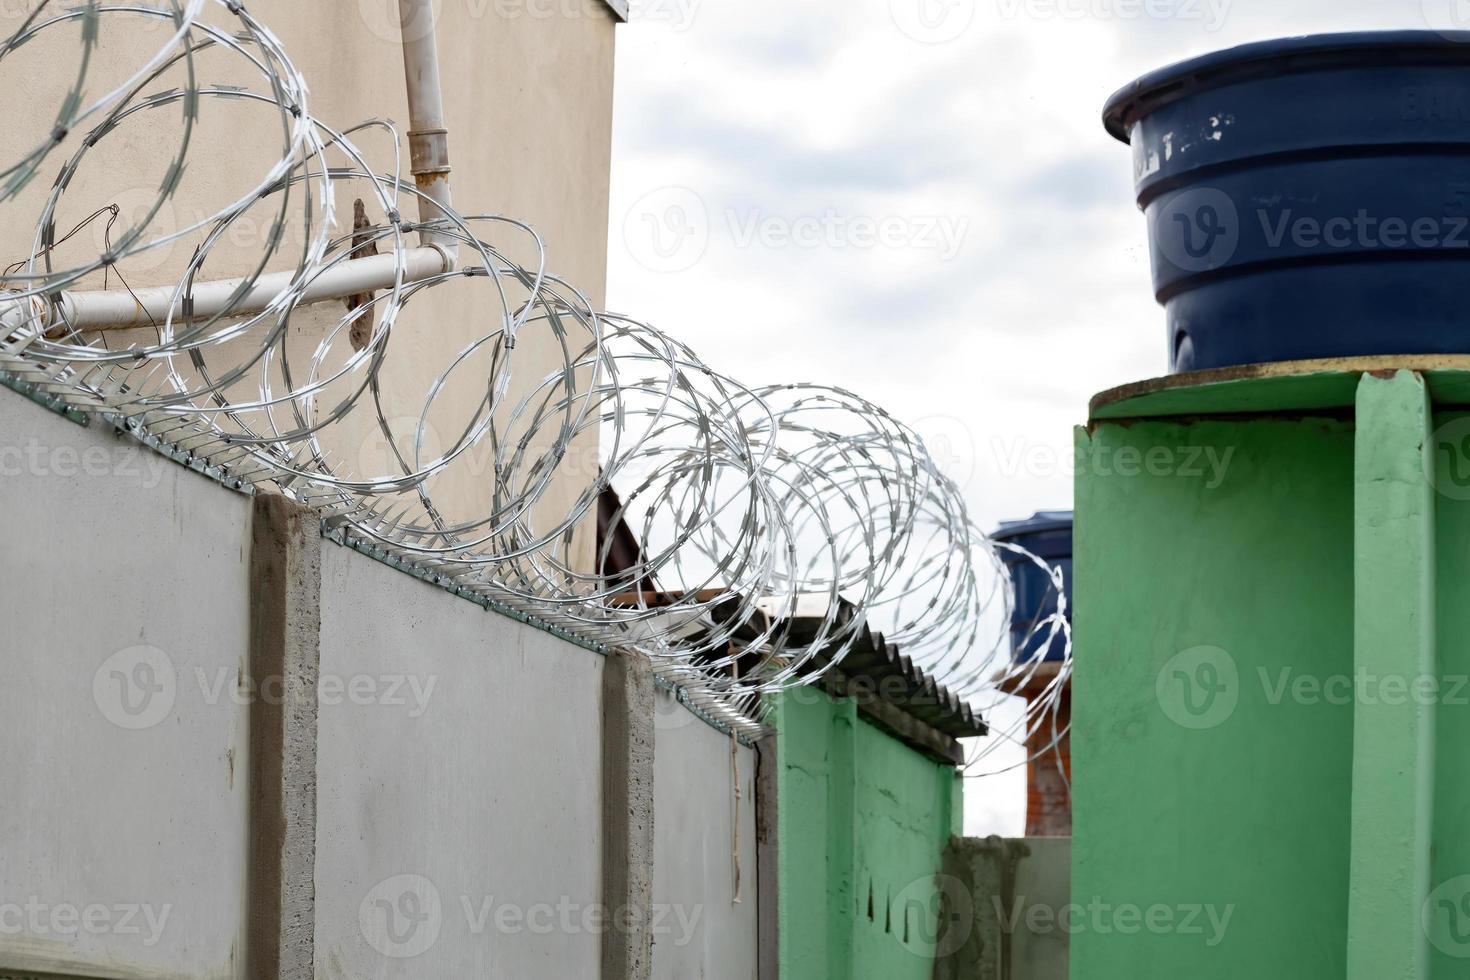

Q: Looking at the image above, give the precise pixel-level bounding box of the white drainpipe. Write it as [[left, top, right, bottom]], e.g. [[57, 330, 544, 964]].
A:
[[15, 0, 460, 333], [53, 247, 450, 331], [398, 0, 459, 261]]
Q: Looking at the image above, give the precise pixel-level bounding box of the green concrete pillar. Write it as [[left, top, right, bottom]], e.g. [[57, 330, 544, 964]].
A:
[[1348, 371, 1436, 980], [774, 689, 856, 979]]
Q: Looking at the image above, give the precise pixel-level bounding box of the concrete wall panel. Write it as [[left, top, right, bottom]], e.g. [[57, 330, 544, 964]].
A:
[[652, 687, 758, 980], [1012, 837, 1070, 980], [938, 836, 1070, 980], [0, 395, 253, 979], [314, 541, 605, 978]]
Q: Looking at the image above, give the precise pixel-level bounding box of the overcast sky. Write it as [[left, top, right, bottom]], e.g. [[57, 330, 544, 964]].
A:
[[605, 0, 1452, 834]]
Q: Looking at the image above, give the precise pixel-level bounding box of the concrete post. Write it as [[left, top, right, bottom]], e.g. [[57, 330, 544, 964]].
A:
[[1347, 371, 1437, 979], [602, 649, 656, 980], [755, 734, 781, 980], [247, 493, 322, 980]]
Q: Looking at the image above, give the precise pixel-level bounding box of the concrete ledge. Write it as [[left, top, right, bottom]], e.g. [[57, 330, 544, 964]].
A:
[[818, 666, 966, 765]]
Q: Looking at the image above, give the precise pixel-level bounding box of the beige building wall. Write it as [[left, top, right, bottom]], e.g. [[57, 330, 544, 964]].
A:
[[0, 0, 621, 576]]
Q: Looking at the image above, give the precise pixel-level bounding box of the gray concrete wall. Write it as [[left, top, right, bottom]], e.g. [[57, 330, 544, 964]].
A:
[[314, 541, 606, 978], [0, 387, 765, 980], [651, 686, 759, 980], [937, 836, 1071, 980], [1011, 837, 1070, 980], [0, 393, 253, 978]]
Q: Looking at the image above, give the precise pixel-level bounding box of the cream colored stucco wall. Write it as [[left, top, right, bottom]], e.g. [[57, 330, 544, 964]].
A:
[[0, 0, 617, 575]]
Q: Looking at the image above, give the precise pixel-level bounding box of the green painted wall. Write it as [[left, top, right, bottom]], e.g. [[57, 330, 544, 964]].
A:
[[1073, 415, 1357, 977], [1431, 409, 1470, 978], [772, 689, 960, 980], [1074, 370, 1470, 979]]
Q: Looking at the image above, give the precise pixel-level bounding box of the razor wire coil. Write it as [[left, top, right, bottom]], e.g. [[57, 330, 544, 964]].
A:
[[0, 0, 1071, 770]]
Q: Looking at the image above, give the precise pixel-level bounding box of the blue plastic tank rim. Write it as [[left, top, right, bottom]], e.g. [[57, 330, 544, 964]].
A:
[[991, 511, 1075, 542], [1103, 30, 1470, 144]]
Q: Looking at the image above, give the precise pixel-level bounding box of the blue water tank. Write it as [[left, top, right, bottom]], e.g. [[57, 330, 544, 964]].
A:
[[1104, 32, 1470, 373], [992, 511, 1073, 664]]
